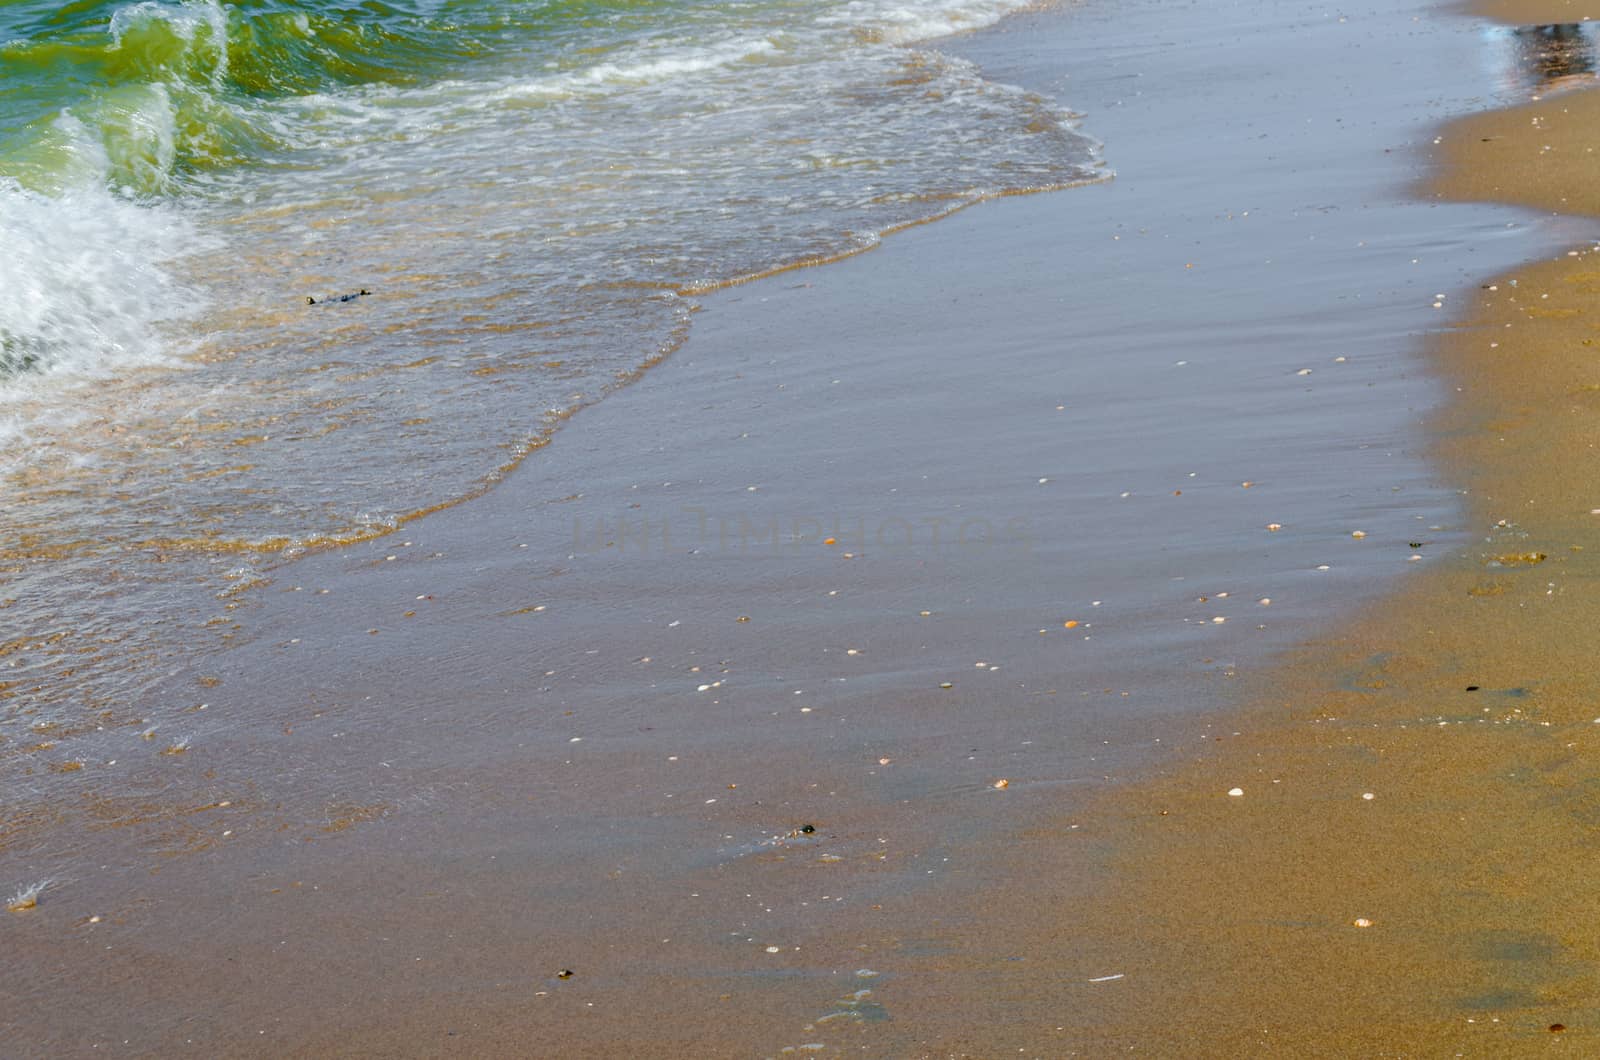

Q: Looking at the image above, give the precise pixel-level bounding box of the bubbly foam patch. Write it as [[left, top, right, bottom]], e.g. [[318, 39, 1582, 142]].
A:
[[0, 180, 194, 385], [0, 0, 1104, 764]]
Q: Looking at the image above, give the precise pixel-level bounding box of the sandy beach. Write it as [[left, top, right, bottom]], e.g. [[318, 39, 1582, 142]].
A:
[[4, 0, 1597, 1054], [982, 0, 1600, 1053]]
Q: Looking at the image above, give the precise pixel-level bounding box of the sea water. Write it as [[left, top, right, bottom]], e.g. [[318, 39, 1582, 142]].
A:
[[0, 0, 1102, 756]]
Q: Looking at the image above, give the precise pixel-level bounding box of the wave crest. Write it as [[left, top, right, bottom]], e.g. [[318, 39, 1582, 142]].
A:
[[0, 180, 195, 384]]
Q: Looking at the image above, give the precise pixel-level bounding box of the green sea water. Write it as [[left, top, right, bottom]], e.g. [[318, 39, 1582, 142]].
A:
[[0, 0, 1097, 196], [0, 0, 1104, 767], [1, 0, 575, 194]]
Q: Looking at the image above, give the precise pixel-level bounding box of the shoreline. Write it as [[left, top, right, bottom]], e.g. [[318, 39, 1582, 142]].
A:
[[973, 0, 1600, 1052], [3, 0, 1587, 1054]]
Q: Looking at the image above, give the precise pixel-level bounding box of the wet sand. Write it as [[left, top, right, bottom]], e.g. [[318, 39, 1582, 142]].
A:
[[1, 0, 1588, 1055], [964, 0, 1600, 1053]]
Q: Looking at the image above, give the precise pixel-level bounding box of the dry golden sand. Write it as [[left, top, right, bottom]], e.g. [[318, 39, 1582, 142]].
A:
[[1475, 0, 1600, 25], [911, 5, 1600, 1055], [1438, 83, 1600, 216]]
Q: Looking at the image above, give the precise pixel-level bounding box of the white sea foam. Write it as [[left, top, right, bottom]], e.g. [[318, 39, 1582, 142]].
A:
[[0, 179, 195, 386], [491, 0, 1033, 100], [490, 38, 781, 100], [0, 0, 1103, 753], [109, 0, 231, 87], [822, 0, 1038, 44], [577, 38, 781, 87]]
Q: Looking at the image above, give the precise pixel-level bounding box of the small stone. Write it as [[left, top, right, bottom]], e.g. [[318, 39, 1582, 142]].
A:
[[1353, 918, 1373, 928], [1227, 787, 1244, 797]]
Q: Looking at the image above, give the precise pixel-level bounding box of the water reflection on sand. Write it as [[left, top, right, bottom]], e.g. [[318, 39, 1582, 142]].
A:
[[1487, 22, 1599, 96]]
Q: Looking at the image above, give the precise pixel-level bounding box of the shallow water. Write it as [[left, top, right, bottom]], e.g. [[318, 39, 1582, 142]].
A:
[[0, 0, 1101, 762], [2, 0, 1592, 1053]]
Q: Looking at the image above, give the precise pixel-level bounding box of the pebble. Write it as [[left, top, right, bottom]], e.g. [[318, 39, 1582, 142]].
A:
[[1227, 787, 1245, 797], [1353, 918, 1373, 928]]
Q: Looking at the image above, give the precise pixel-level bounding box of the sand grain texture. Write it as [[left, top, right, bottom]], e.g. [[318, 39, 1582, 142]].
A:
[[1476, 0, 1600, 25], [972, 52, 1600, 1060]]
